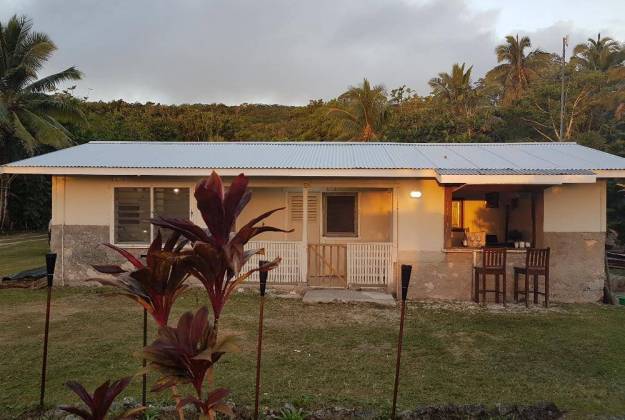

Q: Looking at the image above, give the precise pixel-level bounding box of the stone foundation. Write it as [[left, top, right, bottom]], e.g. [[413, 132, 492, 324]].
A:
[[52, 225, 605, 303], [50, 225, 147, 286], [542, 232, 605, 302]]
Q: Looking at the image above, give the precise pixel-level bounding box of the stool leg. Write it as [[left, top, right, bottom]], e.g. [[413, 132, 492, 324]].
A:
[[481, 273, 486, 304], [514, 271, 518, 302], [503, 272, 507, 307], [495, 274, 500, 304], [533, 274, 538, 304], [474, 270, 479, 303], [524, 273, 529, 308]]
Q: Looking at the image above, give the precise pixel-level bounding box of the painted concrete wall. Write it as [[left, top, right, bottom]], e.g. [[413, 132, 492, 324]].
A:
[[543, 181, 606, 233]]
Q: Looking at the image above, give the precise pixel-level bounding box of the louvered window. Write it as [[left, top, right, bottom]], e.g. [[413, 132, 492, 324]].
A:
[[115, 188, 151, 244], [288, 192, 318, 222], [114, 187, 190, 244]]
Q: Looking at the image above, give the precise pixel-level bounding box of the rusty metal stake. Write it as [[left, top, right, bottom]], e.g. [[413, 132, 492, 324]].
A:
[[254, 260, 269, 420], [39, 253, 57, 408], [391, 264, 412, 419], [142, 308, 148, 406]]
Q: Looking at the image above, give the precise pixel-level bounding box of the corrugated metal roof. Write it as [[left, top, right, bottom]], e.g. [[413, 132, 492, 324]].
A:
[[4, 141, 625, 172]]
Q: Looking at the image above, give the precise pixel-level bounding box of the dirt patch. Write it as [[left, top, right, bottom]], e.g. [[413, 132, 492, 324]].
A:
[[409, 299, 568, 315]]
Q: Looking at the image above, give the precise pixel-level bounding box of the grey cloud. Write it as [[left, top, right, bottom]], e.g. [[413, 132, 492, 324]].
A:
[[0, 0, 620, 104]]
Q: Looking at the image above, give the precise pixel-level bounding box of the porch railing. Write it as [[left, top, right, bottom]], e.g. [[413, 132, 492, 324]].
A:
[[243, 240, 393, 286], [244, 241, 303, 284], [347, 242, 393, 286]]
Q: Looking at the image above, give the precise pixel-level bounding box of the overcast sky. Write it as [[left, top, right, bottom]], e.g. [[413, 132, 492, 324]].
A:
[[2, 0, 624, 105]]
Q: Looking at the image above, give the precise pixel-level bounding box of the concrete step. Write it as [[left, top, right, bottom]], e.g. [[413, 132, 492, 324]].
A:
[[302, 289, 396, 307]]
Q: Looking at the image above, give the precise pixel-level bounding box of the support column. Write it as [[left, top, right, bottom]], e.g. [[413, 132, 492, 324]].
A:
[[443, 185, 453, 249], [392, 186, 399, 295], [301, 185, 309, 284], [531, 190, 537, 248]]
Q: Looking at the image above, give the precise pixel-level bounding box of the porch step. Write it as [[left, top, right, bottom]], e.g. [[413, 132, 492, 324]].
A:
[[302, 289, 396, 307]]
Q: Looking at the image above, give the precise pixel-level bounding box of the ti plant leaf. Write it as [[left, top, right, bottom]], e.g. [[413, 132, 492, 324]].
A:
[[177, 388, 233, 420], [143, 306, 240, 397], [151, 172, 291, 323], [59, 377, 145, 420], [91, 230, 192, 328]]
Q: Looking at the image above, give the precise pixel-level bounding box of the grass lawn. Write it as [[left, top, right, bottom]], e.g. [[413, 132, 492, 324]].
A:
[[0, 232, 49, 277], [1, 288, 625, 418]]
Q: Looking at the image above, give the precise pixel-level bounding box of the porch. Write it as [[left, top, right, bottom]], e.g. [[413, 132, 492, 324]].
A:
[[237, 183, 398, 289]]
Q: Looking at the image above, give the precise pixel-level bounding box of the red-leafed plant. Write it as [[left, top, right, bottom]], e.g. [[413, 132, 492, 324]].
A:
[[80, 171, 287, 418], [59, 377, 144, 419], [143, 307, 237, 419], [177, 388, 232, 420], [91, 230, 191, 328], [152, 172, 289, 324]]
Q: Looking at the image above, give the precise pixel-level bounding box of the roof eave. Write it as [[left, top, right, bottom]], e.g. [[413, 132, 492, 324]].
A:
[[0, 166, 438, 178], [436, 173, 597, 185]]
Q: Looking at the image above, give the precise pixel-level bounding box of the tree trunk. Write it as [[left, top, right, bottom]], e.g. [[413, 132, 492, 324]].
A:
[[0, 173, 16, 232]]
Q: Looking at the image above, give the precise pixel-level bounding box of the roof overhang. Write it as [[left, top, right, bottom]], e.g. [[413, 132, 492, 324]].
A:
[[593, 170, 625, 179], [0, 166, 438, 178], [2, 166, 620, 185], [435, 173, 597, 185]]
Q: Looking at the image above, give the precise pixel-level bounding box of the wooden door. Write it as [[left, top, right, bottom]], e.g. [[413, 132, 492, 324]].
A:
[[307, 244, 347, 288]]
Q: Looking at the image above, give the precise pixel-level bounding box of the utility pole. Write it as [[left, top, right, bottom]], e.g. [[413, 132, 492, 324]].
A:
[[560, 35, 568, 140]]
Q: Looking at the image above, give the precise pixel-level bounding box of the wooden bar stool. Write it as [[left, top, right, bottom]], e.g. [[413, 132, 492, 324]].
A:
[[514, 248, 550, 307], [474, 248, 507, 306]]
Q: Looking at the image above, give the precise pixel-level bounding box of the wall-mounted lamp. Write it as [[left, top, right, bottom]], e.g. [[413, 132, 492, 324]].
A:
[[173, 188, 180, 194], [409, 191, 422, 199]]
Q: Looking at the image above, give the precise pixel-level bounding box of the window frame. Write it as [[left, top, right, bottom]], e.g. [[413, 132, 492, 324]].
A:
[[111, 185, 192, 247], [451, 198, 464, 231], [322, 192, 359, 238]]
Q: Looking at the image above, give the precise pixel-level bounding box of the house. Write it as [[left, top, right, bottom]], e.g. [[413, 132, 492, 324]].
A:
[[3, 141, 625, 302]]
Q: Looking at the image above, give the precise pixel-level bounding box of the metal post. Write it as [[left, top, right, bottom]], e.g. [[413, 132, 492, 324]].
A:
[[391, 264, 412, 419], [254, 260, 269, 420], [560, 35, 568, 140], [142, 308, 148, 406], [39, 253, 57, 408]]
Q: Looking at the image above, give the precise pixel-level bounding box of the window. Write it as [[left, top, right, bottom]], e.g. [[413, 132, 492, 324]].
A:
[[114, 187, 190, 244], [115, 188, 151, 244], [153, 188, 190, 219], [323, 193, 357, 237], [451, 199, 464, 230]]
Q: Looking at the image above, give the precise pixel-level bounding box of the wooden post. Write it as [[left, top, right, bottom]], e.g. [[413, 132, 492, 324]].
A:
[[301, 186, 309, 284], [254, 261, 269, 420], [40, 253, 57, 408], [531, 191, 537, 248], [142, 308, 147, 406], [443, 186, 452, 249], [391, 264, 412, 419]]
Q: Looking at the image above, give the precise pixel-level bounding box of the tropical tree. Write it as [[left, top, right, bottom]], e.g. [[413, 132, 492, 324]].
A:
[[0, 15, 84, 230], [486, 34, 551, 104], [429, 63, 475, 111], [328, 78, 388, 141], [572, 34, 625, 72]]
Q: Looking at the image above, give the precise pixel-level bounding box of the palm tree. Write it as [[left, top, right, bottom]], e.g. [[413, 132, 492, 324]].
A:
[[329, 78, 387, 141], [0, 15, 84, 229], [428, 62, 474, 108], [486, 34, 551, 104], [572, 34, 625, 71]]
